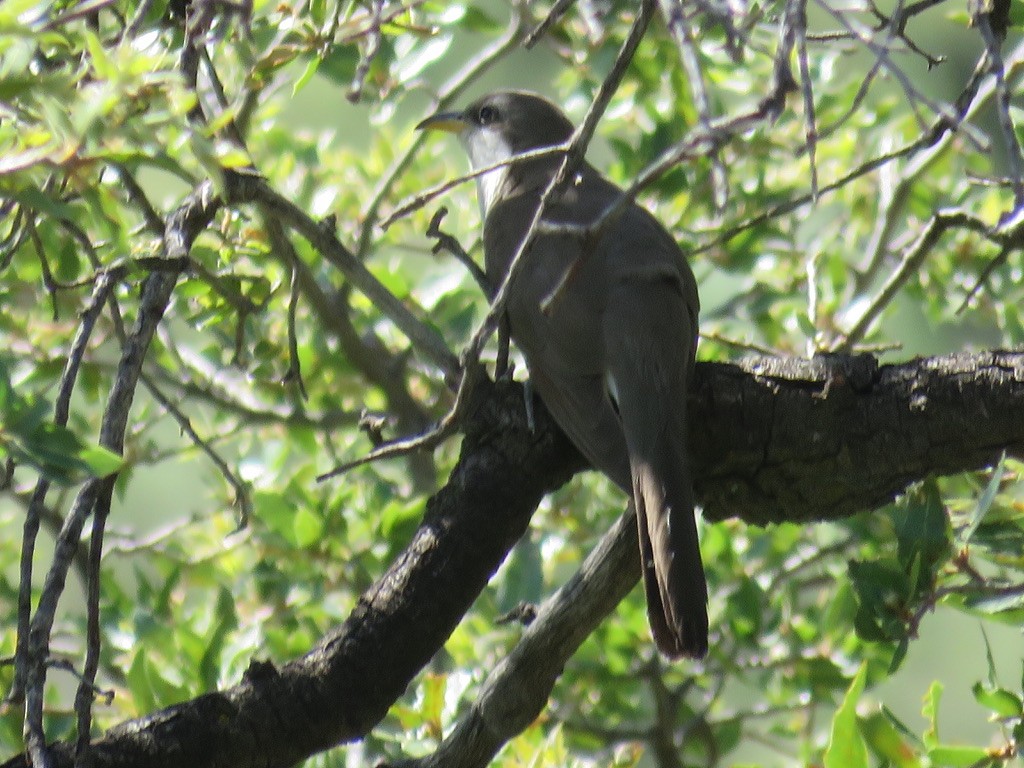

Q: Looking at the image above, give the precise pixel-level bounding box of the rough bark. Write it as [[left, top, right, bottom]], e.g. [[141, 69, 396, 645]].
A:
[[396, 350, 1024, 768], [3, 350, 1022, 768], [692, 351, 1023, 524]]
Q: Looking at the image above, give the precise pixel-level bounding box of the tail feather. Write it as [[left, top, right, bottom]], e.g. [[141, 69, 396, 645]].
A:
[[601, 267, 706, 659], [633, 458, 708, 659]]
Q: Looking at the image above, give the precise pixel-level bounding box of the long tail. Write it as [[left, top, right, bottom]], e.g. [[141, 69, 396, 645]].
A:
[[631, 442, 708, 659], [604, 275, 708, 659]]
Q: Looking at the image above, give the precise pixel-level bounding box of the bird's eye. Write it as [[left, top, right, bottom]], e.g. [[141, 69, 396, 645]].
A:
[[477, 105, 499, 125]]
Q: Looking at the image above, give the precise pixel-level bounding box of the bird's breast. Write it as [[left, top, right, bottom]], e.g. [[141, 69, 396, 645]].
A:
[[486, 211, 609, 376]]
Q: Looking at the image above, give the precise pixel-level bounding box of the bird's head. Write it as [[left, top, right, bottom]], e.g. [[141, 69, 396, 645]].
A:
[[417, 91, 575, 214]]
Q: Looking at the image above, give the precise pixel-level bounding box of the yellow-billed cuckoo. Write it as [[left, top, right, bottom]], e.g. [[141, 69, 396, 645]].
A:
[[417, 91, 708, 659]]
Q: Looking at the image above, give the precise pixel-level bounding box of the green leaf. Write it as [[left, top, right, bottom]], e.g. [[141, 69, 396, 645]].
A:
[[126, 648, 157, 714], [963, 590, 1024, 620], [861, 710, 922, 768], [316, 46, 360, 85], [83, 29, 113, 80], [198, 586, 238, 689], [894, 480, 952, 580], [964, 453, 1005, 543], [379, 498, 421, 543], [922, 680, 943, 749], [0, 359, 12, 413], [309, 0, 326, 26], [1010, 0, 1024, 25], [293, 57, 321, 96], [255, 490, 294, 542], [849, 559, 910, 641], [824, 662, 868, 768], [75, 443, 124, 477], [882, 704, 926, 749], [728, 576, 766, 640], [889, 637, 910, 674], [419, 672, 446, 737], [965, 517, 1024, 559], [823, 579, 858, 634], [906, 551, 922, 599], [981, 625, 997, 687], [394, 34, 452, 83], [292, 507, 323, 548], [925, 744, 991, 767], [971, 681, 1023, 718], [7, 184, 77, 221], [460, 6, 503, 31], [4, 419, 122, 484]]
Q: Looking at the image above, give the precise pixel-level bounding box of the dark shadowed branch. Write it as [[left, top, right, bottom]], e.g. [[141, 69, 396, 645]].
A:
[[5, 350, 1021, 768]]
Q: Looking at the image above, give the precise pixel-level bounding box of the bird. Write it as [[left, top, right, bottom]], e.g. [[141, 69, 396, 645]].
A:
[[417, 91, 708, 659]]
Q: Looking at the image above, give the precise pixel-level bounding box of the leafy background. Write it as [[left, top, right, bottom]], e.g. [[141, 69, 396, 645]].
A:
[[1, 0, 1023, 766]]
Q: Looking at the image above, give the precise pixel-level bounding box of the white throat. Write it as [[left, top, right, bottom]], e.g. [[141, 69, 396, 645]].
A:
[[460, 128, 514, 218]]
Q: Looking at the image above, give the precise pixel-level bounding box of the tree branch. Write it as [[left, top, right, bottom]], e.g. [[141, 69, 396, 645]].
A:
[[5, 350, 1021, 768], [252, 180, 460, 380], [395, 353, 1024, 768]]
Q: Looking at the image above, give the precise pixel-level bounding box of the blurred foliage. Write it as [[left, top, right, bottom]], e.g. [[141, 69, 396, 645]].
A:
[[0, 358, 122, 483], [1, 0, 1023, 766]]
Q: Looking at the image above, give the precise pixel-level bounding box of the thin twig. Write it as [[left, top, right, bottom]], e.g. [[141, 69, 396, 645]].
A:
[[524, 0, 575, 47], [957, 244, 1011, 313], [27, 218, 60, 319], [197, 46, 248, 148], [74, 483, 113, 763], [25, 479, 104, 768], [860, 0, 946, 67], [261, 209, 434, 470], [395, 508, 643, 768], [975, 13, 1024, 210], [142, 373, 254, 530], [0, 205, 29, 273], [492, 0, 656, 318], [380, 145, 566, 229], [791, 0, 819, 199], [347, 0, 384, 103], [12, 269, 119, 713], [702, 36, 1024, 257], [22, 181, 220, 765], [835, 209, 998, 350], [425, 206, 490, 295], [543, 95, 788, 300], [853, 53, 990, 292], [699, 331, 782, 357], [145, 361, 355, 428], [813, 0, 974, 143], [829, 45, 1024, 331], [189, 259, 263, 316], [316, 361, 483, 482], [661, 0, 730, 208], [126, 0, 157, 36], [355, 3, 526, 258], [537, 87, 793, 313], [39, 0, 119, 29], [254, 179, 460, 378], [284, 266, 308, 400], [44, 658, 113, 705]]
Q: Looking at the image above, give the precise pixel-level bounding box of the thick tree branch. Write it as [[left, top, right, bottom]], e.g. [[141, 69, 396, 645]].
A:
[[3, 379, 581, 768], [395, 500, 642, 768], [691, 351, 1023, 524], [400, 350, 1024, 767], [5, 350, 1021, 768]]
